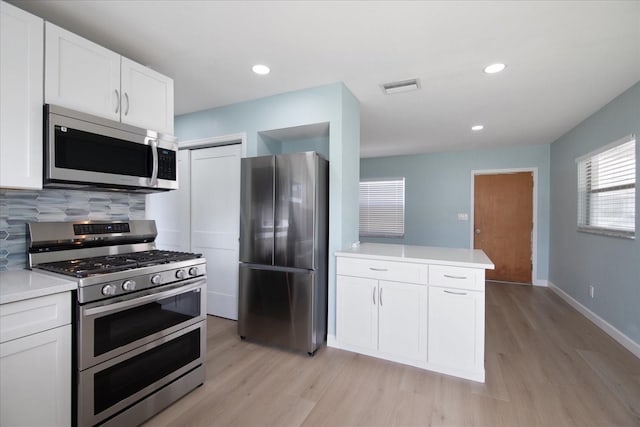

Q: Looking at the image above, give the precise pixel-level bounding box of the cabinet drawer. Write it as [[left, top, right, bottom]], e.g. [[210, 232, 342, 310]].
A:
[[0, 292, 71, 343], [337, 257, 428, 284], [429, 265, 484, 291]]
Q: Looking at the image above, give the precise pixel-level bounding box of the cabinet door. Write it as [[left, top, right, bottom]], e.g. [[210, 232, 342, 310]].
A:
[[45, 22, 120, 121], [428, 286, 484, 373], [336, 275, 378, 351], [378, 281, 428, 362], [0, 1, 43, 189], [0, 324, 71, 427], [121, 57, 174, 134]]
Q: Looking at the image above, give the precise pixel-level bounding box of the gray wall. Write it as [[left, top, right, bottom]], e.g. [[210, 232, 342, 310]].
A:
[[360, 143, 551, 282], [550, 81, 640, 345]]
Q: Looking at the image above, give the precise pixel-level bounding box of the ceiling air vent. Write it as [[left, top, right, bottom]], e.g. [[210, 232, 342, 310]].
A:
[[381, 78, 421, 95]]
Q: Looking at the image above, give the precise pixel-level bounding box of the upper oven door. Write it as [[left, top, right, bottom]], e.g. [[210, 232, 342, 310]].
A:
[[78, 278, 206, 371], [45, 105, 177, 191]]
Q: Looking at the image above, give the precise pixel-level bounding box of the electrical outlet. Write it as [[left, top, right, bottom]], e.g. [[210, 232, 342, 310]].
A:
[[589, 285, 595, 299]]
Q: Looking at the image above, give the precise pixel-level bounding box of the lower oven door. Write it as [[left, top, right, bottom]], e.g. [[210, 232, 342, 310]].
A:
[[79, 277, 206, 370], [78, 321, 205, 427]]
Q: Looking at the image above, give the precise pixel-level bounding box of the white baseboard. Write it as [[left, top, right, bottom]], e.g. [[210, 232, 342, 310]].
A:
[[548, 281, 640, 360], [533, 279, 548, 287]]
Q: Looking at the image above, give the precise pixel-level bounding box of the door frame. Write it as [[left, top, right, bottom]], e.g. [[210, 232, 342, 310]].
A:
[[179, 132, 247, 156], [469, 167, 540, 286]]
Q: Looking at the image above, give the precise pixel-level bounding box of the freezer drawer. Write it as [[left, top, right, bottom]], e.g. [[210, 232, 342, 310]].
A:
[[238, 265, 324, 354]]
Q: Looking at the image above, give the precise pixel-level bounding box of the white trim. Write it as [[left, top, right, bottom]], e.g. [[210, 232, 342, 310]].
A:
[[548, 281, 640, 360], [574, 133, 635, 163], [533, 279, 548, 287], [178, 132, 247, 158], [470, 168, 538, 284]]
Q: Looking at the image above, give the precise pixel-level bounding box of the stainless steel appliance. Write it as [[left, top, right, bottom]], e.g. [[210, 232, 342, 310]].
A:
[[238, 151, 328, 355], [44, 104, 178, 193], [28, 220, 206, 427]]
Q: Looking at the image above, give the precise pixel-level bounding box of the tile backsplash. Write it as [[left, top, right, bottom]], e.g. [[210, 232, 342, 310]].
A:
[[0, 189, 146, 271]]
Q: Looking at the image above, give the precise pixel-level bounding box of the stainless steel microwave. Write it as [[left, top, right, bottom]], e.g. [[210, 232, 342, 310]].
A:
[[44, 104, 178, 193]]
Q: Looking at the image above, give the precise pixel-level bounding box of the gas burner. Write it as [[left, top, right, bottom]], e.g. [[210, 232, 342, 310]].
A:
[[37, 250, 202, 278]]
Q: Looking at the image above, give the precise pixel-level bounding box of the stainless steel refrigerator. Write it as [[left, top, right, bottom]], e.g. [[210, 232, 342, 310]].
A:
[[238, 151, 328, 355]]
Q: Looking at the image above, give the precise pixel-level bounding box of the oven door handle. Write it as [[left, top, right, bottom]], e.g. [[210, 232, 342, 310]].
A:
[[83, 279, 205, 317]]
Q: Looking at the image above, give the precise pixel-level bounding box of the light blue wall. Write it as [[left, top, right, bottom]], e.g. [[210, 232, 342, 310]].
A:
[[175, 82, 360, 336], [550, 82, 640, 346], [361, 144, 551, 282]]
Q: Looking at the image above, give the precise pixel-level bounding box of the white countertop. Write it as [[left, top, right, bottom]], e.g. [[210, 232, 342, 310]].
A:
[[335, 243, 495, 269], [0, 270, 76, 305]]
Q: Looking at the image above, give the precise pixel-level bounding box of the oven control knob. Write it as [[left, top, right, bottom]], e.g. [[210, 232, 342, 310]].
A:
[[175, 269, 186, 280], [188, 267, 199, 276], [151, 274, 162, 285], [122, 280, 137, 291], [101, 284, 117, 296]]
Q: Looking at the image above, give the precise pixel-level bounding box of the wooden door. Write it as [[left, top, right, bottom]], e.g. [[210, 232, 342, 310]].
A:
[[474, 172, 533, 283], [191, 144, 242, 319]]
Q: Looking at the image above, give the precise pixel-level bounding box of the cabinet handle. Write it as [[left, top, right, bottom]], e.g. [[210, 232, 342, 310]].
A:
[[114, 89, 120, 114], [444, 290, 467, 296], [369, 267, 388, 272], [372, 287, 376, 305], [444, 274, 467, 280], [124, 92, 130, 115], [379, 287, 383, 306]]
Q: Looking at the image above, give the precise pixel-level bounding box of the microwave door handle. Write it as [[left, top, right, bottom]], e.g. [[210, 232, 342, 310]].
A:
[[149, 137, 159, 186]]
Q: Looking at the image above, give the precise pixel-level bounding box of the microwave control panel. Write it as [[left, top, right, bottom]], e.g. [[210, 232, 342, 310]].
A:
[[157, 149, 177, 180]]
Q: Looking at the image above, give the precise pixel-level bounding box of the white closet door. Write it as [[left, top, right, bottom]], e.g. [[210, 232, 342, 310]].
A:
[[146, 149, 190, 251], [191, 144, 242, 319]]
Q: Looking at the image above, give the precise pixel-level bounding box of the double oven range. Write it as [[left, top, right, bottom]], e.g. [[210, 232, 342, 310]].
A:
[[28, 220, 207, 427]]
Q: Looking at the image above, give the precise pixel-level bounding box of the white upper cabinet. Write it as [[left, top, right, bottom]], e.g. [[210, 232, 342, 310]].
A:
[[0, 1, 44, 190], [45, 22, 174, 134], [45, 22, 120, 122], [121, 58, 174, 134]]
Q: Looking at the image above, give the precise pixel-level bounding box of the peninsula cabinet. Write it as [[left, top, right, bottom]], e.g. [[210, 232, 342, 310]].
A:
[[0, 291, 72, 426], [0, 1, 43, 190], [332, 243, 494, 382], [336, 262, 428, 363], [45, 22, 174, 134]]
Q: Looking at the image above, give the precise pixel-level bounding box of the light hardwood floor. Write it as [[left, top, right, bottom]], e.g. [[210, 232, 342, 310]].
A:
[[144, 282, 640, 426]]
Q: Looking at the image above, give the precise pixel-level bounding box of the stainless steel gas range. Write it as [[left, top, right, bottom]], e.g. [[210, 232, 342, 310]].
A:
[[27, 220, 207, 427]]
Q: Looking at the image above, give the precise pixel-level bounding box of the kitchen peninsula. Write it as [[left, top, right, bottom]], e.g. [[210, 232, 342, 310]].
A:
[[331, 243, 494, 382]]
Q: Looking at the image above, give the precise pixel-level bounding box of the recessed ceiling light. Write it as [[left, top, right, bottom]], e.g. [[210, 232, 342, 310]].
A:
[[252, 64, 270, 75], [471, 125, 484, 131], [483, 63, 506, 74]]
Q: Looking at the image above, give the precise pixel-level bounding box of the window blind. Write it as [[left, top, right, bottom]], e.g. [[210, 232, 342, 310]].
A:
[[577, 134, 636, 238], [359, 178, 405, 237]]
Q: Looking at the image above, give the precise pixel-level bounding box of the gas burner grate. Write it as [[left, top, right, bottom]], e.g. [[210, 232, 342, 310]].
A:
[[37, 250, 203, 278]]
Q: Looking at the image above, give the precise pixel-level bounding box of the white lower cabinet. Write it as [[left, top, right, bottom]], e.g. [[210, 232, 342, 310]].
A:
[[336, 275, 378, 351], [377, 281, 427, 362], [336, 273, 428, 365], [333, 250, 490, 382], [0, 292, 71, 426], [427, 286, 484, 376]]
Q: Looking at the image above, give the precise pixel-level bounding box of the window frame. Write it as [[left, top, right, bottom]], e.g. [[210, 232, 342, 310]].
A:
[[359, 177, 406, 238], [576, 134, 636, 239]]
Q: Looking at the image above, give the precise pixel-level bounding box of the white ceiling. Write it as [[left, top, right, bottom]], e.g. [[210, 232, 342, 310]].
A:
[[10, 0, 640, 158]]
